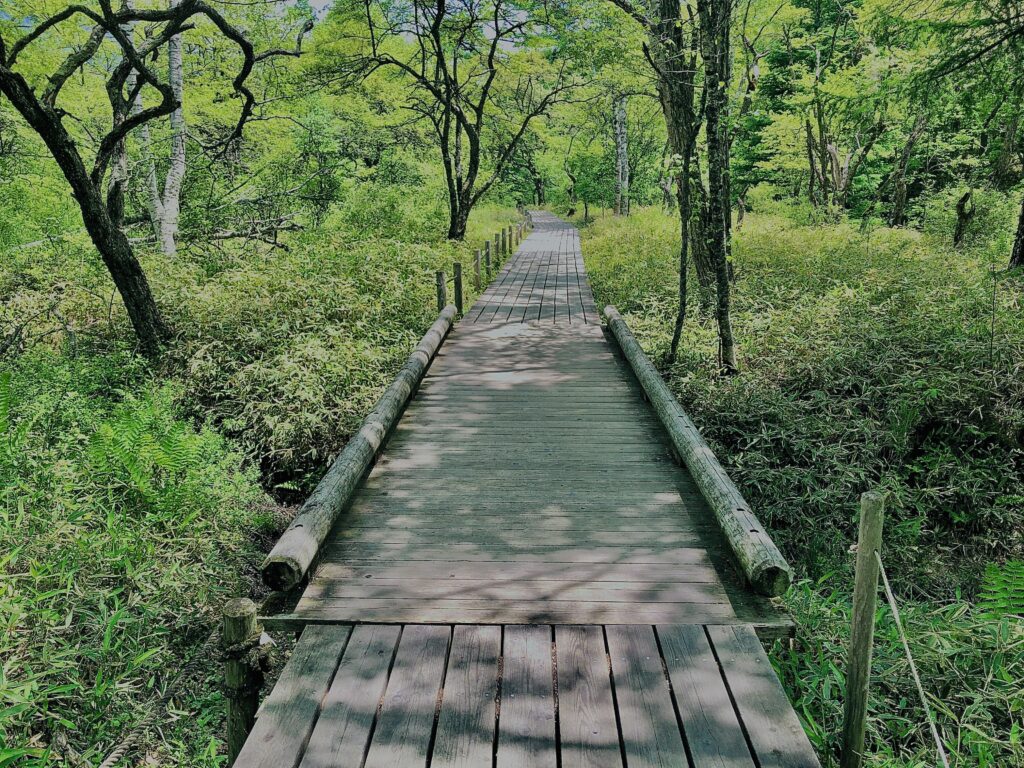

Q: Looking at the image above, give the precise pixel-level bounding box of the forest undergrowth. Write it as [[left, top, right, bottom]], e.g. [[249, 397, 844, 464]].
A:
[[0, 193, 520, 767], [580, 201, 1024, 767]]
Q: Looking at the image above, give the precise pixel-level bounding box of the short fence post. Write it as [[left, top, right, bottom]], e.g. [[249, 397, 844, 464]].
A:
[[494, 233, 500, 260], [484, 241, 492, 279], [474, 249, 482, 290], [436, 270, 447, 311], [223, 598, 263, 765], [841, 491, 886, 768], [453, 262, 463, 315], [507, 225, 514, 250]]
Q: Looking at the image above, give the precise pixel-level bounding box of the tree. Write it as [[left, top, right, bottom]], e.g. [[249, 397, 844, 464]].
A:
[[332, 0, 583, 240], [0, 1, 303, 356]]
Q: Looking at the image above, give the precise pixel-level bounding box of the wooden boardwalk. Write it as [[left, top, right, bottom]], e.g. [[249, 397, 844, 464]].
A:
[[242, 212, 819, 767], [237, 622, 820, 768]]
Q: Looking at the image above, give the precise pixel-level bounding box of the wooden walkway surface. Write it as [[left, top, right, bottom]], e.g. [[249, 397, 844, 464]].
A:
[[237, 622, 820, 768], [243, 212, 819, 767], [276, 212, 785, 632]]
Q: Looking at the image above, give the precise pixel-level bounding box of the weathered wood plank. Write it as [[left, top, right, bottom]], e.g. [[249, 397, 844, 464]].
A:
[[432, 625, 501, 768], [605, 624, 690, 768], [657, 625, 755, 768], [556, 625, 623, 768], [707, 625, 821, 768], [363, 625, 451, 768], [299, 624, 401, 768], [233, 625, 352, 768], [497, 625, 557, 767]]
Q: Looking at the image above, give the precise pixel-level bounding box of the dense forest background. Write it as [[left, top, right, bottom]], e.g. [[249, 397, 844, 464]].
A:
[[1, 0, 1022, 765]]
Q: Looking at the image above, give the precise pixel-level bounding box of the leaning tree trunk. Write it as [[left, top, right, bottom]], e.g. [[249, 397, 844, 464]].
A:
[[1011, 196, 1024, 269], [613, 95, 630, 216], [0, 70, 169, 357]]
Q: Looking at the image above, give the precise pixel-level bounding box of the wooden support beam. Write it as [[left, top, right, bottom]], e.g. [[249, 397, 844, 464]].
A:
[[436, 270, 447, 312], [261, 306, 457, 590], [453, 262, 463, 315], [603, 305, 792, 596], [841, 491, 885, 768], [223, 598, 263, 765]]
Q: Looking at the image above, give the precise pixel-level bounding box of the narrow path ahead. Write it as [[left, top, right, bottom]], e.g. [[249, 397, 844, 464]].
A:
[[238, 213, 819, 767], [291, 211, 775, 627]]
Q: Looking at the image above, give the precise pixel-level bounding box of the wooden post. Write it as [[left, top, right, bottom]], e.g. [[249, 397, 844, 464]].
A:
[[223, 598, 263, 764], [485, 241, 492, 278], [841, 491, 886, 768], [436, 270, 447, 312], [453, 262, 463, 315], [494, 233, 500, 260], [500, 228, 507, 256], [507, 225, 514, 250], [474, 249, 482, 290]]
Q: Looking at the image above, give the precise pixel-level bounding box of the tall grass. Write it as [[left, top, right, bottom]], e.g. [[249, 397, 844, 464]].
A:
[[581, 206, 1024, 766]]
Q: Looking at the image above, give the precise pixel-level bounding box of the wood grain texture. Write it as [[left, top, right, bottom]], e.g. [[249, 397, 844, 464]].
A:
[[233, 625, 352, 768], [708, 625, 822, 768], [605, 624, 690, 768], [497, 625, 557, 767], [235, 622, 819, 768], [657, 625, 755, 768], [299, 624, 400, 768], [363, 625, 451, 768], [556, 625, 623, 768], [432, 625, 501, 768]]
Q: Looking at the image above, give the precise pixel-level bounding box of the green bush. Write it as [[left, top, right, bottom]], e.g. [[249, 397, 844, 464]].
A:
[[0, 349, 269, 766]]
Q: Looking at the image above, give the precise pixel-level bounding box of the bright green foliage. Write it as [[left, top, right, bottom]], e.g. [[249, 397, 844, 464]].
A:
[[776, 582, 1024, 767], [582, 204, 1024, 764], [980, 562, 1024, 618], [0, 350, 268, 766]]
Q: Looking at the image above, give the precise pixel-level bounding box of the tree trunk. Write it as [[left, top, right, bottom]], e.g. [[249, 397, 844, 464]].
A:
[[648, 0, 699, 364], [136, 0, 186, 258], [0, 69, 169, 357], [698, 0, 738, 373], [954, 190, 975, 247], [613, 95, 630, 216], [1011, 196, 1024, 269], [888, 114, 928, 227]]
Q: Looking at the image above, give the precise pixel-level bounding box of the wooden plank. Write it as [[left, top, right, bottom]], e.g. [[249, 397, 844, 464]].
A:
[[706, 625, 821, 768], [432, 625, 501, 768], [312, 561, 723, 584], [555, 625, 623, 768], [288, 602, 736, 625], [605, 625, 690, 768], [299, 624, 401, 768], [320, 543, 717, 565], [299, 579, 731, 604], [497, 625, 557, 767], [657, 625, 755, 768], [363, 625, 451, 768], [233, 625, 352, 768]]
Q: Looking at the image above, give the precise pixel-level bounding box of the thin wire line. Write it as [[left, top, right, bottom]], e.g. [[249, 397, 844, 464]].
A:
[[875, 551, 951, 768]]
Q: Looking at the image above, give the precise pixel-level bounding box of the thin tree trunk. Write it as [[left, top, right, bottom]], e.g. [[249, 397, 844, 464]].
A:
[[614, 95, 630, 216], [1011, 196, 1024, 268], [954, 190, 975, 247], [699, 0, 738, 373]]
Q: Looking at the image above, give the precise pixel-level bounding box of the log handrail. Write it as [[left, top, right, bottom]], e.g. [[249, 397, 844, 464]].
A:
[[262, 305, 458, 591], [604, 305, 792, 597]]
